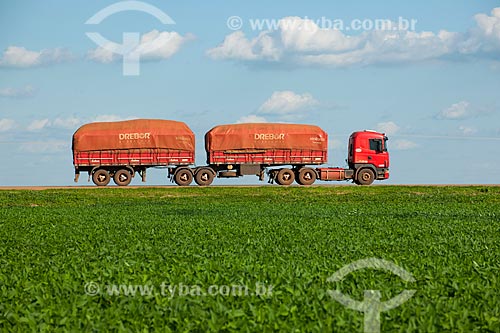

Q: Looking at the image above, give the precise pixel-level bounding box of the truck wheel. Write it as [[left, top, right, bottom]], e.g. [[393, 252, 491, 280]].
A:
[[276, 168, 295, 186], [356, 169, 375, 186], [114, 169, 132, 186], [195, 168, 214, 186], [92, 169, 110, 186], [174, 169, 193, 186], [297, 168, 317, 186]]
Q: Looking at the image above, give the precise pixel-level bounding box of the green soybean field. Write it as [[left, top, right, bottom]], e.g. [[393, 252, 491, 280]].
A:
[[1, 186, 499, 332]]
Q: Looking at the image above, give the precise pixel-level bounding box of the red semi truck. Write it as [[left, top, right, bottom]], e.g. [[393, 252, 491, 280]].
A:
[[72, 120, 389, 186]]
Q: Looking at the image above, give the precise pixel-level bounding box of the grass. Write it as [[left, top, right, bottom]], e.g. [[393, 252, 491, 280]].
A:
[[0, 186, 499, 332]]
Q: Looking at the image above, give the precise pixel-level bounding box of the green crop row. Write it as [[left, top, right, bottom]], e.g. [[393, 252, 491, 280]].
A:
[[0, 186, 499, 332]]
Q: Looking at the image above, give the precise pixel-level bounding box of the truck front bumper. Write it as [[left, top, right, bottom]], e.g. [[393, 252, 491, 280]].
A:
[[377, 168, 389, 180]]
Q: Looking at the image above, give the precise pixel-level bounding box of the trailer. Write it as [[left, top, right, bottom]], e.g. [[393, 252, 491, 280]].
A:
[[73, 119, 195, 186], [167, 123, 389, 186], [187, 123, 328, 186]]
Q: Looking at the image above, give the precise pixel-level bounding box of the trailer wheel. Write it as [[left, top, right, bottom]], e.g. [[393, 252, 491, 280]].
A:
[[195, 168, 214, 186], [174, 168, 193, 186], [92, 169, 110, 186], [297, 168, 317, 186], [356, 169, 375, 186], [276, 168, 295, 186], [114, 169, 133, 186]]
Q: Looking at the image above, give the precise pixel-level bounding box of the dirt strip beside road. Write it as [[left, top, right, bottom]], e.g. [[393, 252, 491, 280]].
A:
[[0, 184, 498, 190]]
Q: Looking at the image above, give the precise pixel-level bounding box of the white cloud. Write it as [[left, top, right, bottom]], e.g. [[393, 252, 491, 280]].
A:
[[0, 119, 15, 132], [258, 91, 318, 120], [207, 31, 281, 61], [392, 139, 418, 150], [20, 140, 68, 153], [138, 30, 195, 60], [52, 117, 81, 129], [458, 125, 477, 136], [299, 30, 462, 67], [438, 101, 471, 120], [0, 85, 35, 98], [86, 45, 115, 64], [0, 46, 73, 68], [471, 8, 500, 53], [375, 122, 417, 150], [27, 119, 50, 131], [27, 117, 82, 132], [22, 116, 136, 133], [437, 101, 494, 120], [237, 90, 318, 123], [208, 8, 500, 67], [93, 115, 137, 122], [376, 121, 400, 135], [87, 30, 194, 63], [237, 115, 268, 123]]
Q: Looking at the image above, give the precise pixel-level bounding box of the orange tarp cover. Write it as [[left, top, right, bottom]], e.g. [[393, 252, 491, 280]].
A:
[[73, 119, 195, 152], [205, 123, 328, 151]]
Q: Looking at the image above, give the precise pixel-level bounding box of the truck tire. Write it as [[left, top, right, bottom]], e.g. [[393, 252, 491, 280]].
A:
[[356, 169, 375, 186], [195, 168, 214, 186], [276, 168, 295, 186], [114, 169, 132, 186], [174, 168, 193, 186], [297, 168, 317, 186], [92, 169, 110, 186]]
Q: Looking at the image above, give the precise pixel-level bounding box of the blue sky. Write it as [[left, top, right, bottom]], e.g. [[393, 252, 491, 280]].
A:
[[1, 0, 499, 186]]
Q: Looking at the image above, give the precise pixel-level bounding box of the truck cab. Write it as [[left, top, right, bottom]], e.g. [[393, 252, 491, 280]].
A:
[[348, 130, 390, 185]]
